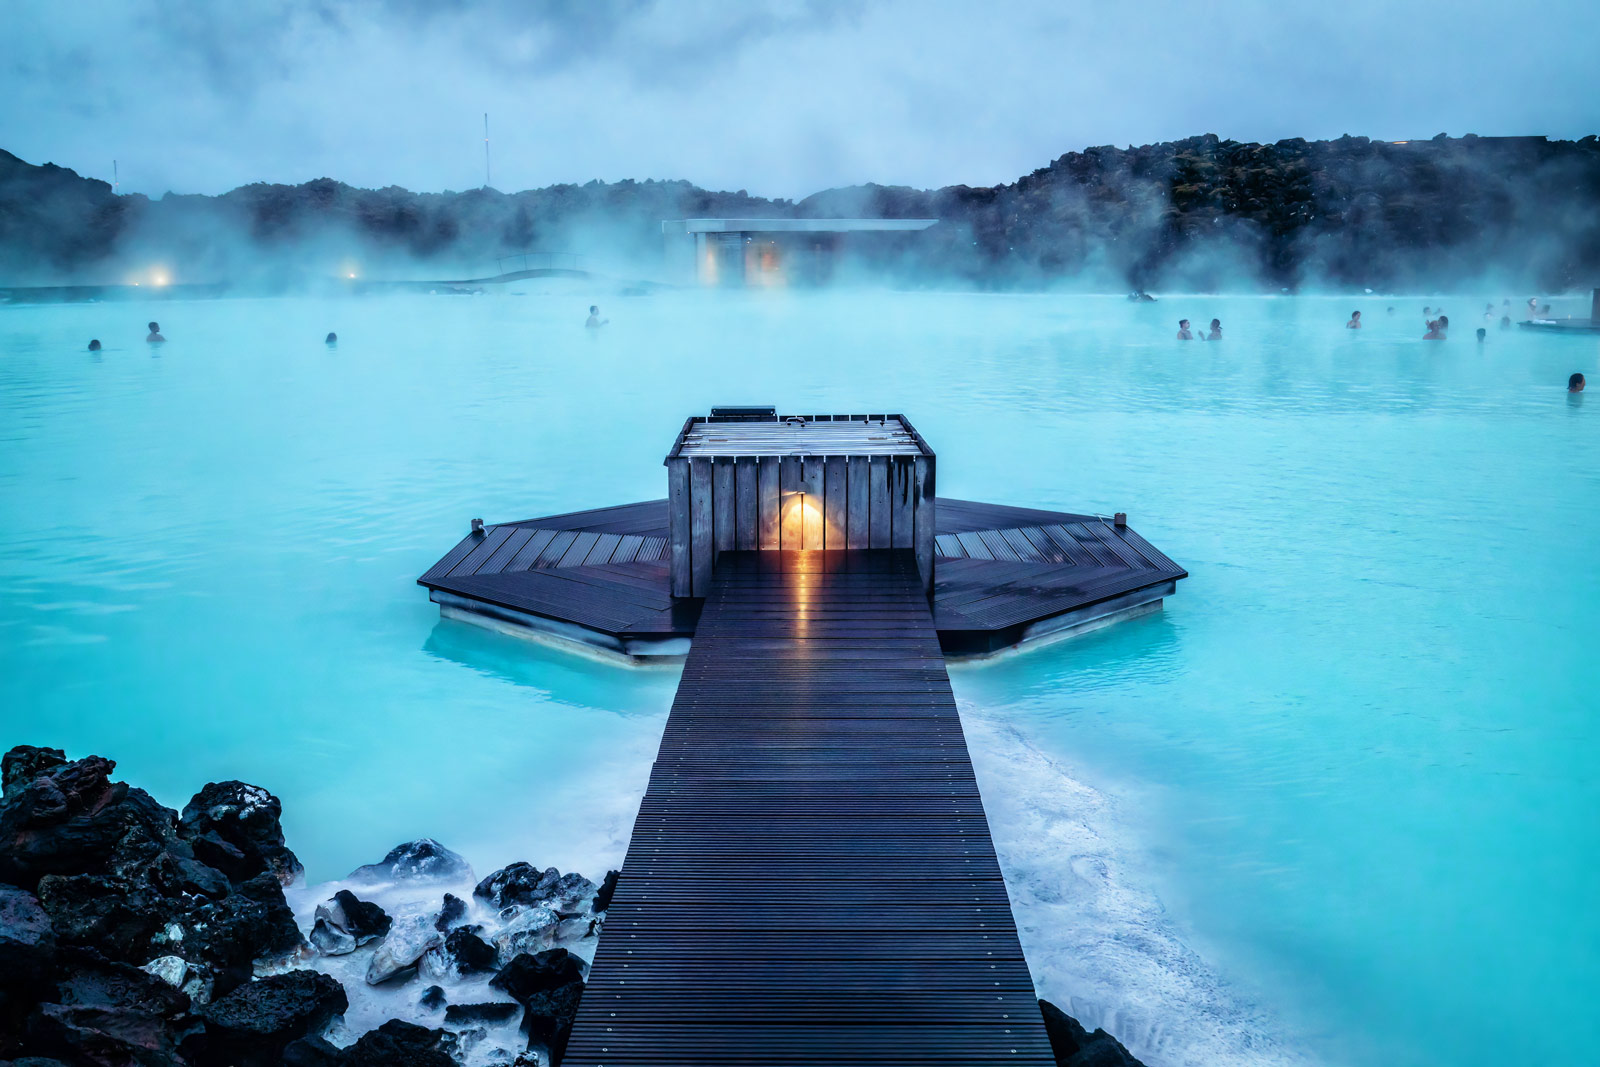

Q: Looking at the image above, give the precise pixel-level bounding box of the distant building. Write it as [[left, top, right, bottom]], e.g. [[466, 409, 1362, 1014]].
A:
[[661, 218, 938, 286]]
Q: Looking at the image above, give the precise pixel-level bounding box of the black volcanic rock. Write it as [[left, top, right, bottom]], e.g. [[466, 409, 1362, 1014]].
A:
[[442, 927, 498, 974], [592, 869, 619, 913], [1039, 999, 1146, 1067], [347, 839, 472, 886], [489, 949, 585, 1004], [180, 781, 303, 887], [25, 949, 192, 1067], [520, 983, 583, 1065], [444, 1001, 521, 1025], [434, 892, 467, 931], [0, 884, 57, 987], [2, 745, 66, 799], [35, 874, 167, 962], [332, 889, 391, 941], [192, 970, 347, 1066], [0, 755, 146, 890], [341, 1019, 456, 1067], [474, 862, 560, 910]]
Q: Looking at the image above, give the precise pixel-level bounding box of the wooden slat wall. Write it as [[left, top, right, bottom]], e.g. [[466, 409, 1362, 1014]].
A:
[[667, 452, 939, 599]]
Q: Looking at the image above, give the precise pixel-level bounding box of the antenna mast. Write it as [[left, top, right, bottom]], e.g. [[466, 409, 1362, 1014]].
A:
[[483, 113, 491, 189]]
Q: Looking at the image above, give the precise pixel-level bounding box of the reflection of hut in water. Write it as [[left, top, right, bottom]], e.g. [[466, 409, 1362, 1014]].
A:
[[661, 218, 938, 286], [1520, 288, 1600, 334]]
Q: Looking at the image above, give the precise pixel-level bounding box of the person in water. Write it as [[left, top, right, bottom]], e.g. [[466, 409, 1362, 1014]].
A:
[[146, 321, 165, 343], [1347, 311, 1362, 329], [585, 305, 609, 328], [87, 339, 102, 351], [1205, 318, 1222, 340], [1423, 306, 1432, 317], [1387, 306, 1396, 315], [1569, 373, 1586, 393], [325, 332, 338, 345], [1423, 315, 1449, 340], [1500, 315, 1512, 330], [1475, 327, 1487, 342], [1176, 319, 1194, 340]]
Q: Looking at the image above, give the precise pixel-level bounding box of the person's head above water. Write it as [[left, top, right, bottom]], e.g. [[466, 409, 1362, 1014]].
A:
[[1178, 319, 1190, 328], [1569, 372, 1586, 392], [1210, 319, 1221, 328], [325, 332, 337, 344], [1475, 328, 1486, 341], [589, 305, 598, 315], [1351, 311, 1361, 319], [147, 321, 159, 333], [88, 339, 101, 351]]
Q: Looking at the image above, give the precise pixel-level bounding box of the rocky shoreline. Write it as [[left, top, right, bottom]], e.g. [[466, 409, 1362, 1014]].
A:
[[0, 745, 1144, 1067]]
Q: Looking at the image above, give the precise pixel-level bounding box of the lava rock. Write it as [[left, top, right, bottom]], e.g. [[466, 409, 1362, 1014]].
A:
[[419, 984, 447, 1011], [333, 889, 391, 942], [26, 949, 193, 1067], [341, 1019, 456, 1067], [490, 950, 586, 1004], [35, 874, 166, 962], [282, 1033, 345, 1067], [310, 917, 357, 956], [434, 892, 467, 931], [182, 873, 306, 994], [2, 745, 66, 799], [179, 781, 303, 887], [592, 870, 619, 913], [444, 1001, 521, 1025], [520, 983, 583, 1065], [492, 906, 559, 964], [347, 839, 472, 886], [0, 754, 148, 890], [1039, 999, 1146, 1067], [445, 927, 499, 974], [193, 970, 348, 1066], [473, 862, 560, 910], [0, 884, 56, 987], [541, 873, 598, 917], [365, 913, 442, 985]]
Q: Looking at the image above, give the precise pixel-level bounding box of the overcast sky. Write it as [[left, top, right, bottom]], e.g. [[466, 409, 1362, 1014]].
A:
[[4, 0, 1597, 199]]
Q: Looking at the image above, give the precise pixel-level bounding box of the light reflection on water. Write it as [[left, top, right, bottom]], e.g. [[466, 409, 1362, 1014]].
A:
[[2, 288, 1597, 1067]]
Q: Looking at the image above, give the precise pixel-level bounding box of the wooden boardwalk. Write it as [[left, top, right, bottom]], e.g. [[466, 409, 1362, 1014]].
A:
[[564, 549, 1054, 1065]]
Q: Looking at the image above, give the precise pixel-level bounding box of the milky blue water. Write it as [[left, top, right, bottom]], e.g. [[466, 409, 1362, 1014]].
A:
[[2, 288, 1595, 1067]]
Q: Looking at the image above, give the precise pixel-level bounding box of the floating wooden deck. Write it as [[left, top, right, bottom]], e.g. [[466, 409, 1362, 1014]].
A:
[[563, 549, 1055, 1065], [419, 498, 1185, 658]]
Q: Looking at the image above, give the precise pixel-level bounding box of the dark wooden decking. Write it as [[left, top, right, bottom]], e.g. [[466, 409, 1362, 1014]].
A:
[[419, 499, 1185, 656], [564, 550, 1053, 1065]]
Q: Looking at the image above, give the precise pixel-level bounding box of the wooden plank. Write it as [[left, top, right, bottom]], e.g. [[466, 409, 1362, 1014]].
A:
[[735, 457, 758, 551], [690, 457, 714, 597], [847, 455, 870, 549], [823, 455, 847, 551], [669, 459, 692, 597], [868, 456, 891, 548], [890, 457, 914, 549], [758, 456, 780, 550], [448, 524, 514, 576], [778, 455, 803, 550], [802, 456, 825, 550], [505, 527, 558, 571], [913, 456, 936, 597], [713, 457, 736, 560]]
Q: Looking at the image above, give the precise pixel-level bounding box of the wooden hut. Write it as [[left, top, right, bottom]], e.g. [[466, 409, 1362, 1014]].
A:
[[664, 411, 937, 598]]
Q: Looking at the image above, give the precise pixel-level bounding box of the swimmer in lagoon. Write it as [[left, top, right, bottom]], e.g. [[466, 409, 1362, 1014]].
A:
[[1206, 318, 1223, 340], [1423, 315, 1448, 341], [1500, 315, 1511, 330], [1387, 306, 1396, 315], [1570, 373, 1586, 393], [1423, 306, 1431, 317], [1476, 328, 1487, 342], [1347, 311, 1362, 329], [585, 305, 609, 328], [146, 321, 165, 343], [88, 339, 101, 351], [1176, 319, 1193, 340], [325, 332, 338, 345]]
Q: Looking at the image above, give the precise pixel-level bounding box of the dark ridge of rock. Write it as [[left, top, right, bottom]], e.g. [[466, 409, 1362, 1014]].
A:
[[34, 874, 166, 962], [179, 781, 303, 887], [2, 746, 66, 799], [331, 890, 391, 942], [473, 862, 561, 910], [340, 1019, 456, 1067], [191, 970, 348, 1066], [1039, 999, 1146, 1067], [181, 875, 307, 997], [281, 1033, 345, 1067], [441, 928, 499, 975], [0, 884, 57, 987], [489, 950, 586, 1004], [347, 840, 472, 886], [24, 948, 193, 1067], [52, 948, 191, 1017], [519, 982, 583, 1065], [443, 1001, 521, 1025], [592, 869, 619, 913], [434, 893, 467, 932], [0, 755, 139, 890]]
